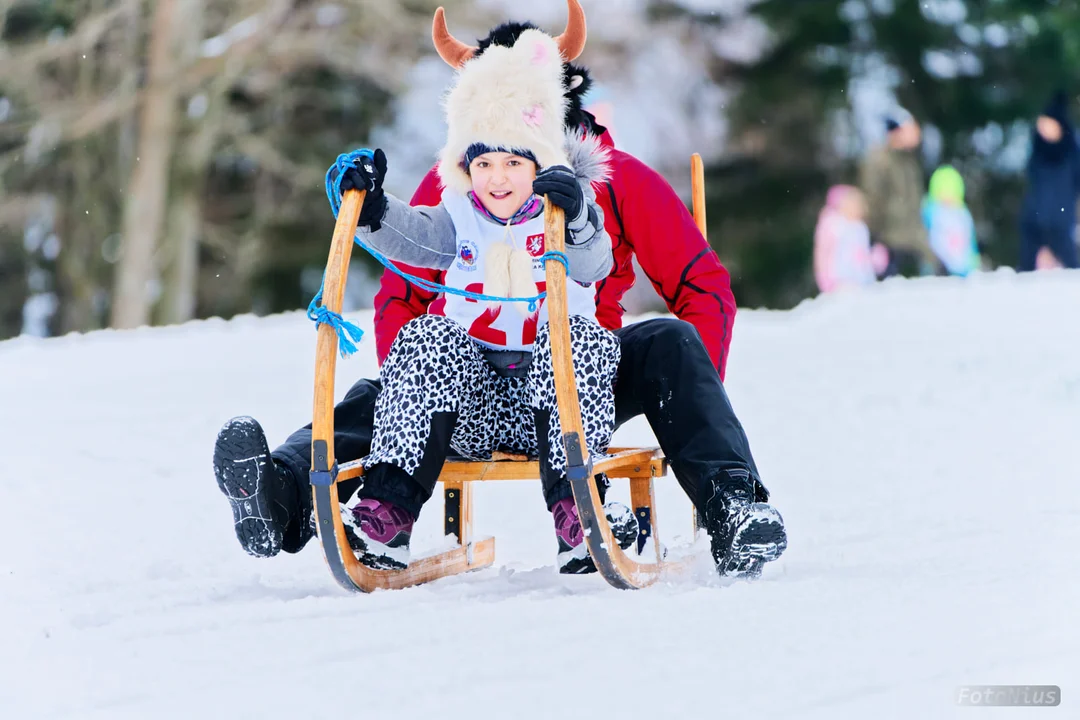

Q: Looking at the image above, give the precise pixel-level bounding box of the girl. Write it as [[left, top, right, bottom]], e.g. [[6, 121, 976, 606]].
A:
[[813, 185, 886, 293], [333, 28, 626, 574]]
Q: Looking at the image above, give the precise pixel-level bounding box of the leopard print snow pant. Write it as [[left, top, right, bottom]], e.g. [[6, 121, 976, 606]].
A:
[[361, 313, 620, 505]]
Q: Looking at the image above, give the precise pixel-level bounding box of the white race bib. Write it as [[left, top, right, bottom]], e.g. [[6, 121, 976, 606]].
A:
[[441, 192, 598, 351]]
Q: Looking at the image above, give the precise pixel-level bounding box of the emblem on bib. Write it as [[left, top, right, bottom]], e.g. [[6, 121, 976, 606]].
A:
[[457, 240, 479, 271], [526, 233, 545, 258]]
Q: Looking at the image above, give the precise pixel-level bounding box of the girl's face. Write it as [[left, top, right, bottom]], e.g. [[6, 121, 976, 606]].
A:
[[469, 152, 537, 218], [839, 191, 866, 221]]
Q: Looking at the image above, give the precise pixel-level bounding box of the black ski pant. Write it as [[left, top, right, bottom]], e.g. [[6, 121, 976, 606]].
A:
[[607, 318, 765, 510], [271, 317, 764, 550]]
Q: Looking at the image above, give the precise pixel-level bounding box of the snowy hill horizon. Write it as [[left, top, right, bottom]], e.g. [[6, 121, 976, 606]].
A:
[[1, 270, 1077, 719]]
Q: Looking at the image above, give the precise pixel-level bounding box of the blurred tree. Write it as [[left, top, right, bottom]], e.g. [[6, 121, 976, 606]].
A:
[[2, 0, 1075, 337], [0, 0, 448, 338], [112, 0, 180, 329]]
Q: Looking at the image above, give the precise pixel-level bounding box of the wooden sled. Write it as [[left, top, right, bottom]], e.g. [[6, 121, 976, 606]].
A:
[[310, 155, 711, 592]]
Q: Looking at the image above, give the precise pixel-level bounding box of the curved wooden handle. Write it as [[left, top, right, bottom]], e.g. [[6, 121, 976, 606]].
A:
[[544, 199, 665, 588], [542, 203, 589, 461], [691, 153, 707, 241], [311, 188, 367, 586]]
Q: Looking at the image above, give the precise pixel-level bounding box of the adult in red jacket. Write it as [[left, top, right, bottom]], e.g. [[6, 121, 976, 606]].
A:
[[214, 10, 786, 577]]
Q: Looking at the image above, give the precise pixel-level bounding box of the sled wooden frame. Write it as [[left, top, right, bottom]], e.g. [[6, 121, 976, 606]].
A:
[[310, 154, 710, 592]]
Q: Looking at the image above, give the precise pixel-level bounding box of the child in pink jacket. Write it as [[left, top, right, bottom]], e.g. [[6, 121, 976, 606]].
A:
[[814, 185, 887, 293]]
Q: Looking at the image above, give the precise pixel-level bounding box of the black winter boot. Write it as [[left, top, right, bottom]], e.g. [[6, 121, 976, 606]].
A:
[[552, 497, 640, 574], [704, 475, 787, 578], [214, 416, 309, 558]]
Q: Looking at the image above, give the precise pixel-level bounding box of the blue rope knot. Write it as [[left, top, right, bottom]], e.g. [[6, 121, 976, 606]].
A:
[[325, 149, 374, 220], [307, 285, 365, 358], [540, 250, 569, 272], [309, 149, 575, 356]]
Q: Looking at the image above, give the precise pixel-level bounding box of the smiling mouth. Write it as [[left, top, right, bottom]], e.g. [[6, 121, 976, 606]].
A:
[[490, 191, 512, 199]]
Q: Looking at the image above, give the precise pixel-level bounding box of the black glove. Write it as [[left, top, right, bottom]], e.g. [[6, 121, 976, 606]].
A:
[[339, 149, 388, 231], [532, 165, 583, 222]]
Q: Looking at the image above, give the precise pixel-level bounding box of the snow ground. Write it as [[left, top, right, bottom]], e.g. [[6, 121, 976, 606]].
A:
[[1, 270, 1077, 719]]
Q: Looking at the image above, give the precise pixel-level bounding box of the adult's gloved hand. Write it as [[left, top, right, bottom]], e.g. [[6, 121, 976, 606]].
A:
[[532, 165, 583, 223], [339, 149, 388, 231]]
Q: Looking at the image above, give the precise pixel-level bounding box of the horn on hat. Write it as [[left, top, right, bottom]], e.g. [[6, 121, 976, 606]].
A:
[[553, 0, 587, 62], [432, 7, 478, 69]]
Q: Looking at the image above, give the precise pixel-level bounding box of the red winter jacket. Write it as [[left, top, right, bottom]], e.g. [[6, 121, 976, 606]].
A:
[[373, 131, 737, 379]]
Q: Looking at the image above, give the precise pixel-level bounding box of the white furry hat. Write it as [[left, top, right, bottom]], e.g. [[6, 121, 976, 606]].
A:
[[437, 29, 570, 195]]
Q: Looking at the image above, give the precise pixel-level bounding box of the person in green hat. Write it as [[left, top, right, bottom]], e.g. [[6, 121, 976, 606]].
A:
[[921, 164, 981, 276]]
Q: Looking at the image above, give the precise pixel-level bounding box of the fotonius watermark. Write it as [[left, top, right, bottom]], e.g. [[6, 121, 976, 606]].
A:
[[956, 686, 1060, 707]]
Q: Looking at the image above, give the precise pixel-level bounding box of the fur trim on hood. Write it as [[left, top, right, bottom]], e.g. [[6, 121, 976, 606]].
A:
[[438, 29, 569, 195], [564, 127, 611, 201]]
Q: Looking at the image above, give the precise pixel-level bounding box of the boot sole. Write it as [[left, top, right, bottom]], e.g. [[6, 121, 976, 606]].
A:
[[213, 417, 283, 558], [558, 541, 595, 574], [721, 503, 787, 577]]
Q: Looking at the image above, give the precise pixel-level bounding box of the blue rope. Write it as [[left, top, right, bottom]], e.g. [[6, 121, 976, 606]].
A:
[[307, 284, 365, 358], [308, 149, 570, 357]]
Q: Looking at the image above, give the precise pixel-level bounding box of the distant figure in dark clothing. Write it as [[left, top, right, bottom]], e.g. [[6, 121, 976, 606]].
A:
[[860, 107, 938, 278], [1019, 91, 1080, 271]]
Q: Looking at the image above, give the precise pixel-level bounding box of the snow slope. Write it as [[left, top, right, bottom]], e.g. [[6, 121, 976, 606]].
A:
[[1, 270, 1078, 719]]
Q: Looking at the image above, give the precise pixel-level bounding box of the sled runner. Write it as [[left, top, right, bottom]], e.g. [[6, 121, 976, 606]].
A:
[[309, 156, 711, 592]]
